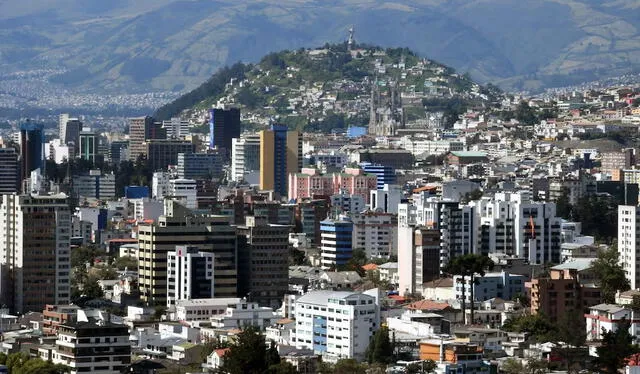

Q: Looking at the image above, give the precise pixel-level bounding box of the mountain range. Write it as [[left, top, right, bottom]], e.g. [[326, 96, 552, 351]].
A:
[[1, 0, 640, 94]]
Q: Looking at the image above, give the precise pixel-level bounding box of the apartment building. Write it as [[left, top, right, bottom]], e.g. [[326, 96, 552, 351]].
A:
[[167, 246, 215, 307], [351, 211, 397, 259], [293, 290, 380, 361], [619, 205, 640, 289]]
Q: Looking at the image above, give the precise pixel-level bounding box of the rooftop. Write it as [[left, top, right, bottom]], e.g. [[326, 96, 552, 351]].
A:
[[551, 258, 595, 272]]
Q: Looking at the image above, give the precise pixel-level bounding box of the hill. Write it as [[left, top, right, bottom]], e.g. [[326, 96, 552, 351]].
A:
[[1, 0, 640, 94], [154, 44, 496, 133]]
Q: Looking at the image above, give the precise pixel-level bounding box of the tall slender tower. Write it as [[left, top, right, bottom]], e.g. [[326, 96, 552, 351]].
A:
[[259, 125, 301, 197]]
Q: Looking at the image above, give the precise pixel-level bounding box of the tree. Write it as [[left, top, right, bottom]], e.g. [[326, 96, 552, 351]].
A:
[[265, 340, 281, 368], [444, 254, 494, 324], [502, 358, 525, 374], [81, 278, 105, 300], [366, 326, 393, 364], [592, 245, 630, 303], [220, 326, 269, 374], [406, 360, 437, 373], [555, 187, 572, 219], [525, 357, 549, 374], [333, 359, 366, 374], [502, 314, 557, 342], [594, 318, 639, 373], [266, 361, 297, 374]]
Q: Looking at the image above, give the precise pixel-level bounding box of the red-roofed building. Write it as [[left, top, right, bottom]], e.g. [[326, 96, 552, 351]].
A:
[[362, 263, 378, 272], [205, 348, 230, 371], [405, 299, 462, 323]]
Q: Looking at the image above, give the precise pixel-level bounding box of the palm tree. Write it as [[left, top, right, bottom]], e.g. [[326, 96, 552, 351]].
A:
[[444, 254, 495, 325]]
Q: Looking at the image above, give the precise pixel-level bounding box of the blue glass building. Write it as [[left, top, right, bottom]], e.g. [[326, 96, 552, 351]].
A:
[[360, 162, 396, 189], [320, 217, 353, 269], [19, 122, 44, 187]]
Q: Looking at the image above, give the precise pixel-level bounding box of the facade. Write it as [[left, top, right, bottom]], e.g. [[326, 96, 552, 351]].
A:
[[398, 226, 441, 295], [360, 162, 396, 189], [236, 216, 291, 308], [446, 151, 489, 166], [128, 116, 154, 161], [619, 205, 640, 289], [145, 140, 195, 171], [175, 298, 241, 322], [260, 125, 302, 197], [454, 272, 526, 303], [42, 304, 80, 335], [320, 217, 353, 269], [78, 131, 97, 163], [601, 148, 635, 173], [0, 148, 19, 194], [330, 191, 366, 215], [209, 107, 241, 156], [177, 151, 224, 180], [293, 290, 380, 361], [72, 171, 116, 200], [52, 320, 131, 374], [19, 122, 45, 188], [585, 304, 640, 342], [167, 246, 215, 307], [294, 199, 330, 246], [152, 172, 171, 200], [370, 184, 402, 214], [137, 202, 237, 305], [231, 134, 261, 183], [163, 117, 190, 139], [209, 300, 277, 329], [288, 167, 377, 203], [526, 266, 601, 321], [0, 193, 71, 313], [351, 211, 397, 259], [168, 179, 197, 210]]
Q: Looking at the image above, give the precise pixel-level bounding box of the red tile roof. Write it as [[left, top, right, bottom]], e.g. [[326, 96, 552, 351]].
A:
[[214, 348, 230, 357], [405, 300, 451, 311], [362, 263, 378, 271]]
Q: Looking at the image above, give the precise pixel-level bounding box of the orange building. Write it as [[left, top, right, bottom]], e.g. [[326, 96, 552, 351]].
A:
[[419, 339, 483, 364], [42, 304, 80, 335], [526, 263, 601, 321]]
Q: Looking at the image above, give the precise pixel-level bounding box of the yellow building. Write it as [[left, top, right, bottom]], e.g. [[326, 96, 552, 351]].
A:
[[259, 125, 301, 196]]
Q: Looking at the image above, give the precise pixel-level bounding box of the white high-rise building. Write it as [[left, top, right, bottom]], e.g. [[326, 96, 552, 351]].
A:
[[619, 205, 640, 289], [152, 172, 171, 200], [293, 290, 380, 361], [231, 134, 261, 183], [0, 193, 71, 313], [163, 117, 190, 139], [369, 184, 402, 214], [167, 246, 215, 307], [169, 179, 197, 209]]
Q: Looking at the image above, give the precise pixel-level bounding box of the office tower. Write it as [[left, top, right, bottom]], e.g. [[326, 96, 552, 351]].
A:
[[177, 151, 224, 180], [128, 116, 154, 161], [330, 191, 366, 215], [398, 226, 442, 295], [72, 170, 116, 200], [260, 125, 302, 197], [360, 162, 396, 189], [167, 246, 215, 307], [209, 107, 241, 156], [19, 122, 45, 189], [0, 193, 71, 313], [108, 140, 128, 164], [294, 290, 379, 360], [78, 130, 97, 163], [0, 148, 19, 194], [236, 216, 291, 308], [59, 113, 69, 141], [619, 205, 640, 289], [352, 211, 397, 259], [146, 140, 195, 171], [137, 202, 237, 305], [320, 217, 353, 269], [163, 117, 190, 139], [152, 172, 171, 200], [294, 199, 330, 246], [52, 313, 130, 374], [231, 134, 261, 183], [59, 114, 82, 146]]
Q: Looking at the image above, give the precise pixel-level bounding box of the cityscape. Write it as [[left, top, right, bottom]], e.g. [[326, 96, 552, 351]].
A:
[[4, 3, 640, 374]]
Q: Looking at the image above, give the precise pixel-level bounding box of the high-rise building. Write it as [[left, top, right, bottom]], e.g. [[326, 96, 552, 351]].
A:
[[108, 141, 128, 164], [294, 199, 330, 246], [128, 116, 154, 161], [398, 226, 441, 295], [619, 205, 640, 289], [78, 131, 97, 163], [288, 167, 377, 203], [237, 216, 291, 308], [360, 162, 396, 189], [320, 217, 353, 269], [145, 140, 195, 171], [167, 246, 215, 307], [260, 125, 302, 197], [370, 184, 402, 214], [19, 122, 45, 189], [231, 134, 261, 183], [177, 151, 224, 180], [209, 108, 241, 156], [137, 202, 237, 305], [163, 117, 190, 139], [168, 178, 197, 209], [0, 148, 19, 194], [59, 114, 82, 147], [294, 290, 380, 360], [0, 193, 71, 313], [352, 211, 397, 259], [72, 170, 116, 200]]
